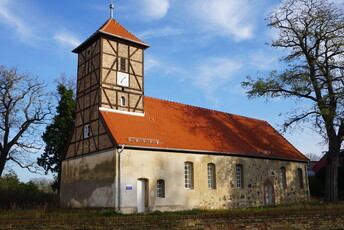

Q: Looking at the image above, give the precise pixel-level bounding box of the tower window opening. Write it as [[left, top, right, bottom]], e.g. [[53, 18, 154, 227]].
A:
[[83, 124, 90, 138], [120, 58, 126, 71], [120, 96, 126, 106]]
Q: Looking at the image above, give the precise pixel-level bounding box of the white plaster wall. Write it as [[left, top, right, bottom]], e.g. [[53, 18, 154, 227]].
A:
[[60, 150, 117, 208], [119, 149, 309, 212]]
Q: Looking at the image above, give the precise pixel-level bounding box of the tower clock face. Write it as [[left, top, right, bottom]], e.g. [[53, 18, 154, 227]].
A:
[[117, 72, 129, 87]]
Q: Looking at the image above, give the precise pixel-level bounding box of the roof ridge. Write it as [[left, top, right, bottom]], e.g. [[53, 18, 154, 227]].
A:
[[99, 18, 147, 45], [98, 18, 112, 32], [144, 96, 267, 123]]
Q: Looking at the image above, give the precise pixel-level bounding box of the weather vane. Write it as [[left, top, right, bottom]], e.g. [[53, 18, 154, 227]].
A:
[[109, 1, 115, 19]]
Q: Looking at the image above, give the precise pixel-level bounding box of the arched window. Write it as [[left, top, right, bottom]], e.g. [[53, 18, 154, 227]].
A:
[[157, 180, 165, 198], [120, 96, 125, 106], [184, 162, 194, 189], [280, 167, 287, 189], [297, 168, 304, 189], [236, 164, 243, 189], [207, 163, 216, 189]]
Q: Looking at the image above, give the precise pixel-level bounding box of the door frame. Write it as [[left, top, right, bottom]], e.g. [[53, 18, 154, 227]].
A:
[[137, 178, 149, 212]]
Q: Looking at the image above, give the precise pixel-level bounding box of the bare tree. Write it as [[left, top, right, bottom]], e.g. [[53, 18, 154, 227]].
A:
[[242, 0, 344, 203], [0, 65, 51, 176]]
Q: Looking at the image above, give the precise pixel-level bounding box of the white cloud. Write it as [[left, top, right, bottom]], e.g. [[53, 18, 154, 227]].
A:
[[139, 26, 183, 39], [194, 57, 242, 103], [145, 56, 160, 73], [191, 0, 257, 41], [145, 55, 184, 76], [0, 0, 81, 49], [249, 50, 281, 70], [141, 0, 170, 20], [0, 0, 36, 40], [54, 32, 81, 47]]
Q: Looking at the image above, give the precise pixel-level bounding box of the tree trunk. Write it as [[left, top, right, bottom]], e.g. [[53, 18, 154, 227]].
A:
[[324, 142, 340, 203], [0, 150, 8, 177]]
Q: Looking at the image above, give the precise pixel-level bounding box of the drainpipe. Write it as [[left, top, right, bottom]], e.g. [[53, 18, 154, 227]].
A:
[[117, 145, 125, 212], [305, 164, 310, 201]]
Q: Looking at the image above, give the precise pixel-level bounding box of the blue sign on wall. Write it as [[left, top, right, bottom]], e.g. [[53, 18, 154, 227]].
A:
[[126, 185, 133, 190]]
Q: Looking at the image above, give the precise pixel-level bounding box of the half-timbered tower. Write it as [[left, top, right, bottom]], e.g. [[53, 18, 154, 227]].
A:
[[64, 18, 149, 159], [61, 9, 309, 213]]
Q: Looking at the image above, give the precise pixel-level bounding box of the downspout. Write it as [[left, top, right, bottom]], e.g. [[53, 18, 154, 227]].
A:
[[117, 145, 125, 212], [305, 163, 310, 200]]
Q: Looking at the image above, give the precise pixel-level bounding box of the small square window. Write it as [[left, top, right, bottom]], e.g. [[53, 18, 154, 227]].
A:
[[83, 124, 90, 138]]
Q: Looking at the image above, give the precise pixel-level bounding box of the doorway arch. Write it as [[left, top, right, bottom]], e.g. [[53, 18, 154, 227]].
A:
[[263, 178, 275, 205]]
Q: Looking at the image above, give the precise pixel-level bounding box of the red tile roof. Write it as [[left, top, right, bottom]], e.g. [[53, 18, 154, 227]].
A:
[[101, 97, 308, 161], [99, 19, 149, 47], [72, 19, 148, 53]]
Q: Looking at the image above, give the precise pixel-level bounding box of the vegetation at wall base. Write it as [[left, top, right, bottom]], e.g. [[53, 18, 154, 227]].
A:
[[1, 201, 344, 220], [0, 172, 56, 211], [309, 164, 344, 199]]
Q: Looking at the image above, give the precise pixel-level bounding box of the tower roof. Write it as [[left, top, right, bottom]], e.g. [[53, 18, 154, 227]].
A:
[[99, 19, 148, 46], [73, 18, 149, 53]]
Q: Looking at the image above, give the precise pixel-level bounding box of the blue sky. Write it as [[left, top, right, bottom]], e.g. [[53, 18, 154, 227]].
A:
[[1, 0, 342, 181]]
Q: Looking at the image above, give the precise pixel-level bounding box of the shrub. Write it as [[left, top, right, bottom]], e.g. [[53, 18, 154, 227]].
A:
[[0, 172, 54, 209]]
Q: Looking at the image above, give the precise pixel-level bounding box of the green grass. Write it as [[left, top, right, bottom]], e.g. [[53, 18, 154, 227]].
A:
[[0, 201, 343, 220]]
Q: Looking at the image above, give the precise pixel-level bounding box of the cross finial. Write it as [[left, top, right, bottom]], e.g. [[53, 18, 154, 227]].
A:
[[109, 3, 115, 19]]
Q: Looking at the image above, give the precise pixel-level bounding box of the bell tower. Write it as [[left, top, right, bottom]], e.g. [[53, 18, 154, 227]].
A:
[[64, 5, 149, 159], [97, 17, 149, 115], [73, 4, 149, 115]]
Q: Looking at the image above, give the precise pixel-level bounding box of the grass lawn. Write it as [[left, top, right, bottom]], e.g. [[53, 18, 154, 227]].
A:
[[1, 201, 344, 220]]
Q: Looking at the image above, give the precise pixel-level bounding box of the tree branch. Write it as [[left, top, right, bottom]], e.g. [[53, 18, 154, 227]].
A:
[[7, 156, 38, 173]]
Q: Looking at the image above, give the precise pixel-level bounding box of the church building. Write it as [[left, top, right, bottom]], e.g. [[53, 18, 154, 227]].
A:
[[60, 6, 309, 213]]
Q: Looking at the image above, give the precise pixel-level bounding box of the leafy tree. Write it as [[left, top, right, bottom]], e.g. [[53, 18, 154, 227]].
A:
[[37, 83, 75, 192], [0, 65, 51, 177], [242, 0, 344, 203]]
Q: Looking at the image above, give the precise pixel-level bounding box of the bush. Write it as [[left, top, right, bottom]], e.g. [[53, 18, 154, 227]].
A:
[[312, 164, 344, 201], [0, 172, 55, 209], [308, 175, 324, 197]]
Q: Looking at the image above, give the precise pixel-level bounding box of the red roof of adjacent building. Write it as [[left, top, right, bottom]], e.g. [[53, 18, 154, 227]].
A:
[[101, 97, 308, 161], [312, 151, 344, 173]]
